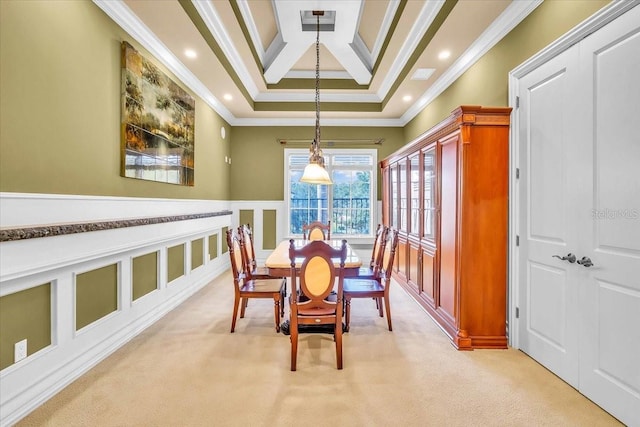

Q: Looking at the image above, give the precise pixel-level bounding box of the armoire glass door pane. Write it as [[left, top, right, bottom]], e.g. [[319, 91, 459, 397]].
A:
[[409, 155, 420, 235], [423, 147, 436, 241]]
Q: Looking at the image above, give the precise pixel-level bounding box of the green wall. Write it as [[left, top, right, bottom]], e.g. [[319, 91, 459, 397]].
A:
[[0, 0, 230, 200], [76, 264, 118, 331], [208, 233, 219, 260], [403, 0, 610, 142], [0, 284, 51, 370], [229, 126, 405, 201], [167, 244, 185, 283], [132, 252, 158, 301], [0, 0, 609, 202], [263, 210, 277, 250], [191, 238, 204, 270]]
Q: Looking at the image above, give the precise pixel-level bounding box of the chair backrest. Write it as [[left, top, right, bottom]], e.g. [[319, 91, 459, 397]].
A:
[[302, 221, 331, 241], [289, 239, 347, 313], [239, 223, 257, 269], [380, 229, 399, 281], [226, 228, 247, 286], [369, 224, 388, 269]]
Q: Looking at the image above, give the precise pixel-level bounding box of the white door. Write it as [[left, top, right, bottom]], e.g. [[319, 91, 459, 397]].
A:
[[517, 45, 582, 388], [516, 5, 640, 426], [577, 8, 640, 424]]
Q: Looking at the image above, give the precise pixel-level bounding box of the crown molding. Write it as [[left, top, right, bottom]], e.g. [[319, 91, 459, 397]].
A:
[[376, 1, 445, 99], [92, 0, 235, 125], [400, 0, 543, 126], [235, 0, 266, 64], [192, 0, 260, 98]]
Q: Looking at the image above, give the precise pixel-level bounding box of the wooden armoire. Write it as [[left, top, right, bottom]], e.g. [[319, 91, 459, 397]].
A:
[[381, 105, 512, 349]]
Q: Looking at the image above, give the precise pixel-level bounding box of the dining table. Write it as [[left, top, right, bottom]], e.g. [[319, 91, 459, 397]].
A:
[[264, 238, 362, 335], [264, 238, 362, 277]]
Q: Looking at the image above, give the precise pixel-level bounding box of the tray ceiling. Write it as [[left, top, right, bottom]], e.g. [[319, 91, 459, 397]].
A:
[[95, 0, 541, 126]]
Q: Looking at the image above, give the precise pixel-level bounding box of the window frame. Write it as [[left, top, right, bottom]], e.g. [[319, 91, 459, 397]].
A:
[[284, 148, 378, 238]]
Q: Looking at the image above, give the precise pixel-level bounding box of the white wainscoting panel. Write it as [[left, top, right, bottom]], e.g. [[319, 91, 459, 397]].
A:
[[0, 193, 231, 427]]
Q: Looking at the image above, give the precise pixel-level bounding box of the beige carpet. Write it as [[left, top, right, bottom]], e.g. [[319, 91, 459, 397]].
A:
[[18, 271, 621, 426]]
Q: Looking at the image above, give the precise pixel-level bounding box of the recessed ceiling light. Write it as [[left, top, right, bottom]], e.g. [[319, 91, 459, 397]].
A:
[[184, 49, 197, 59], [223, 94, 233, 101], [411, 68, 435, 80], [438, 50, 451, 60], [402, 95, 412, 102]]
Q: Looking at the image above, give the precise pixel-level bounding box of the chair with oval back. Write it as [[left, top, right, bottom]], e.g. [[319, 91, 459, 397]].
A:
[[343, 229, 399, 332], [302, 220, 331, 241], [227, 228, 285, 333], [288, 238, 347, 371]]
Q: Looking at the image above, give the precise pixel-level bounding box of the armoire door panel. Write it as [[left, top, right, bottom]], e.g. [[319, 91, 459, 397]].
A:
[[396, 235, 408, 280], [407, 240, 420, 291], [438, 135, 458, 320], [421, 248, 436, 304]]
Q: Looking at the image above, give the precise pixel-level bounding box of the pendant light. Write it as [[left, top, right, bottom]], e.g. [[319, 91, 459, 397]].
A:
[[300, 11, 333, 185]]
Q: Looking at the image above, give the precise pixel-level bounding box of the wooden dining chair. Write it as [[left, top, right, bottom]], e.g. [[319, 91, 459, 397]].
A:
[[288, 238, 347, 371], [239, 224, 284, 280], [302, 220, 331, 241], [343, 229, 399, 332], [355, 224, 388, 279], [227, 228, 286, 333]]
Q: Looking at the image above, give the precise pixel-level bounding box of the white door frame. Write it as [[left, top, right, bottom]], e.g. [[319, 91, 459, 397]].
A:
[[507, 0, 639, 349]]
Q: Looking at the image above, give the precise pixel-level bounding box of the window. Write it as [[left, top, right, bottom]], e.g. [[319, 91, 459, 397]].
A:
[[285, 149, 377, 237]]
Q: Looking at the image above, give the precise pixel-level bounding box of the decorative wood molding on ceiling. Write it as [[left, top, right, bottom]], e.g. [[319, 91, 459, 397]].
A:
[[94, 0, 543, 127], [278, 138, 384, 146]]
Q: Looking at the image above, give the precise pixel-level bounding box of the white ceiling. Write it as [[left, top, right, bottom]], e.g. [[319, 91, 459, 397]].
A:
[[94, 0, 541, 127]]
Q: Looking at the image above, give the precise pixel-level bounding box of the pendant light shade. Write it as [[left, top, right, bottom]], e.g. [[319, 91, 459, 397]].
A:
[[300, 11, 333, 185], [301, 161, 332, 185]]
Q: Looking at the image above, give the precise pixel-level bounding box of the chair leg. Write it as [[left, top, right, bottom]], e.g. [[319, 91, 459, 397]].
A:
[[344, 297, 351, 332], [240, 297, 248, 318], [280, 284, 286, 317], [231, 294, 240, 333], [384, 296, 392, 331], [273, 297, 281, 333], [335, 322, 343, 370], [377, 297, 383, 317], [290, 321, 298, 371]]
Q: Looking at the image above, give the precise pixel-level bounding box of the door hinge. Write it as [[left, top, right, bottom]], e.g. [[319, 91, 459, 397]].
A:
[[515, 96, 520, 108], [515, 307, 520, 318], [516, 168, 520, 179], [516, 235, 520, 246]]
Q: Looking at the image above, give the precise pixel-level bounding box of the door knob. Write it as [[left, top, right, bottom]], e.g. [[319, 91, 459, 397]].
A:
[[577, 256, 594, 267], [552, 253, 576, 263]]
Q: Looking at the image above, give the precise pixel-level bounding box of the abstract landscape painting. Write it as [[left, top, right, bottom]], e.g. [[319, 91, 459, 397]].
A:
[[121, 42, 195, 186]]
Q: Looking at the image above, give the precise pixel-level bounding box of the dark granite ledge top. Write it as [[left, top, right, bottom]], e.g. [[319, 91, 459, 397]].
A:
[[0, 210, 232, 242]]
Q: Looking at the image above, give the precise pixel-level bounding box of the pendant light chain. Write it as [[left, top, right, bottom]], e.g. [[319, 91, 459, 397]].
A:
[[314, 12, 321, 153], [300, 11, 332, 185]]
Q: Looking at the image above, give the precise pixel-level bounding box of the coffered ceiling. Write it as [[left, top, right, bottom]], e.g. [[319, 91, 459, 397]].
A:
[[95, 0, 541, 127]]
